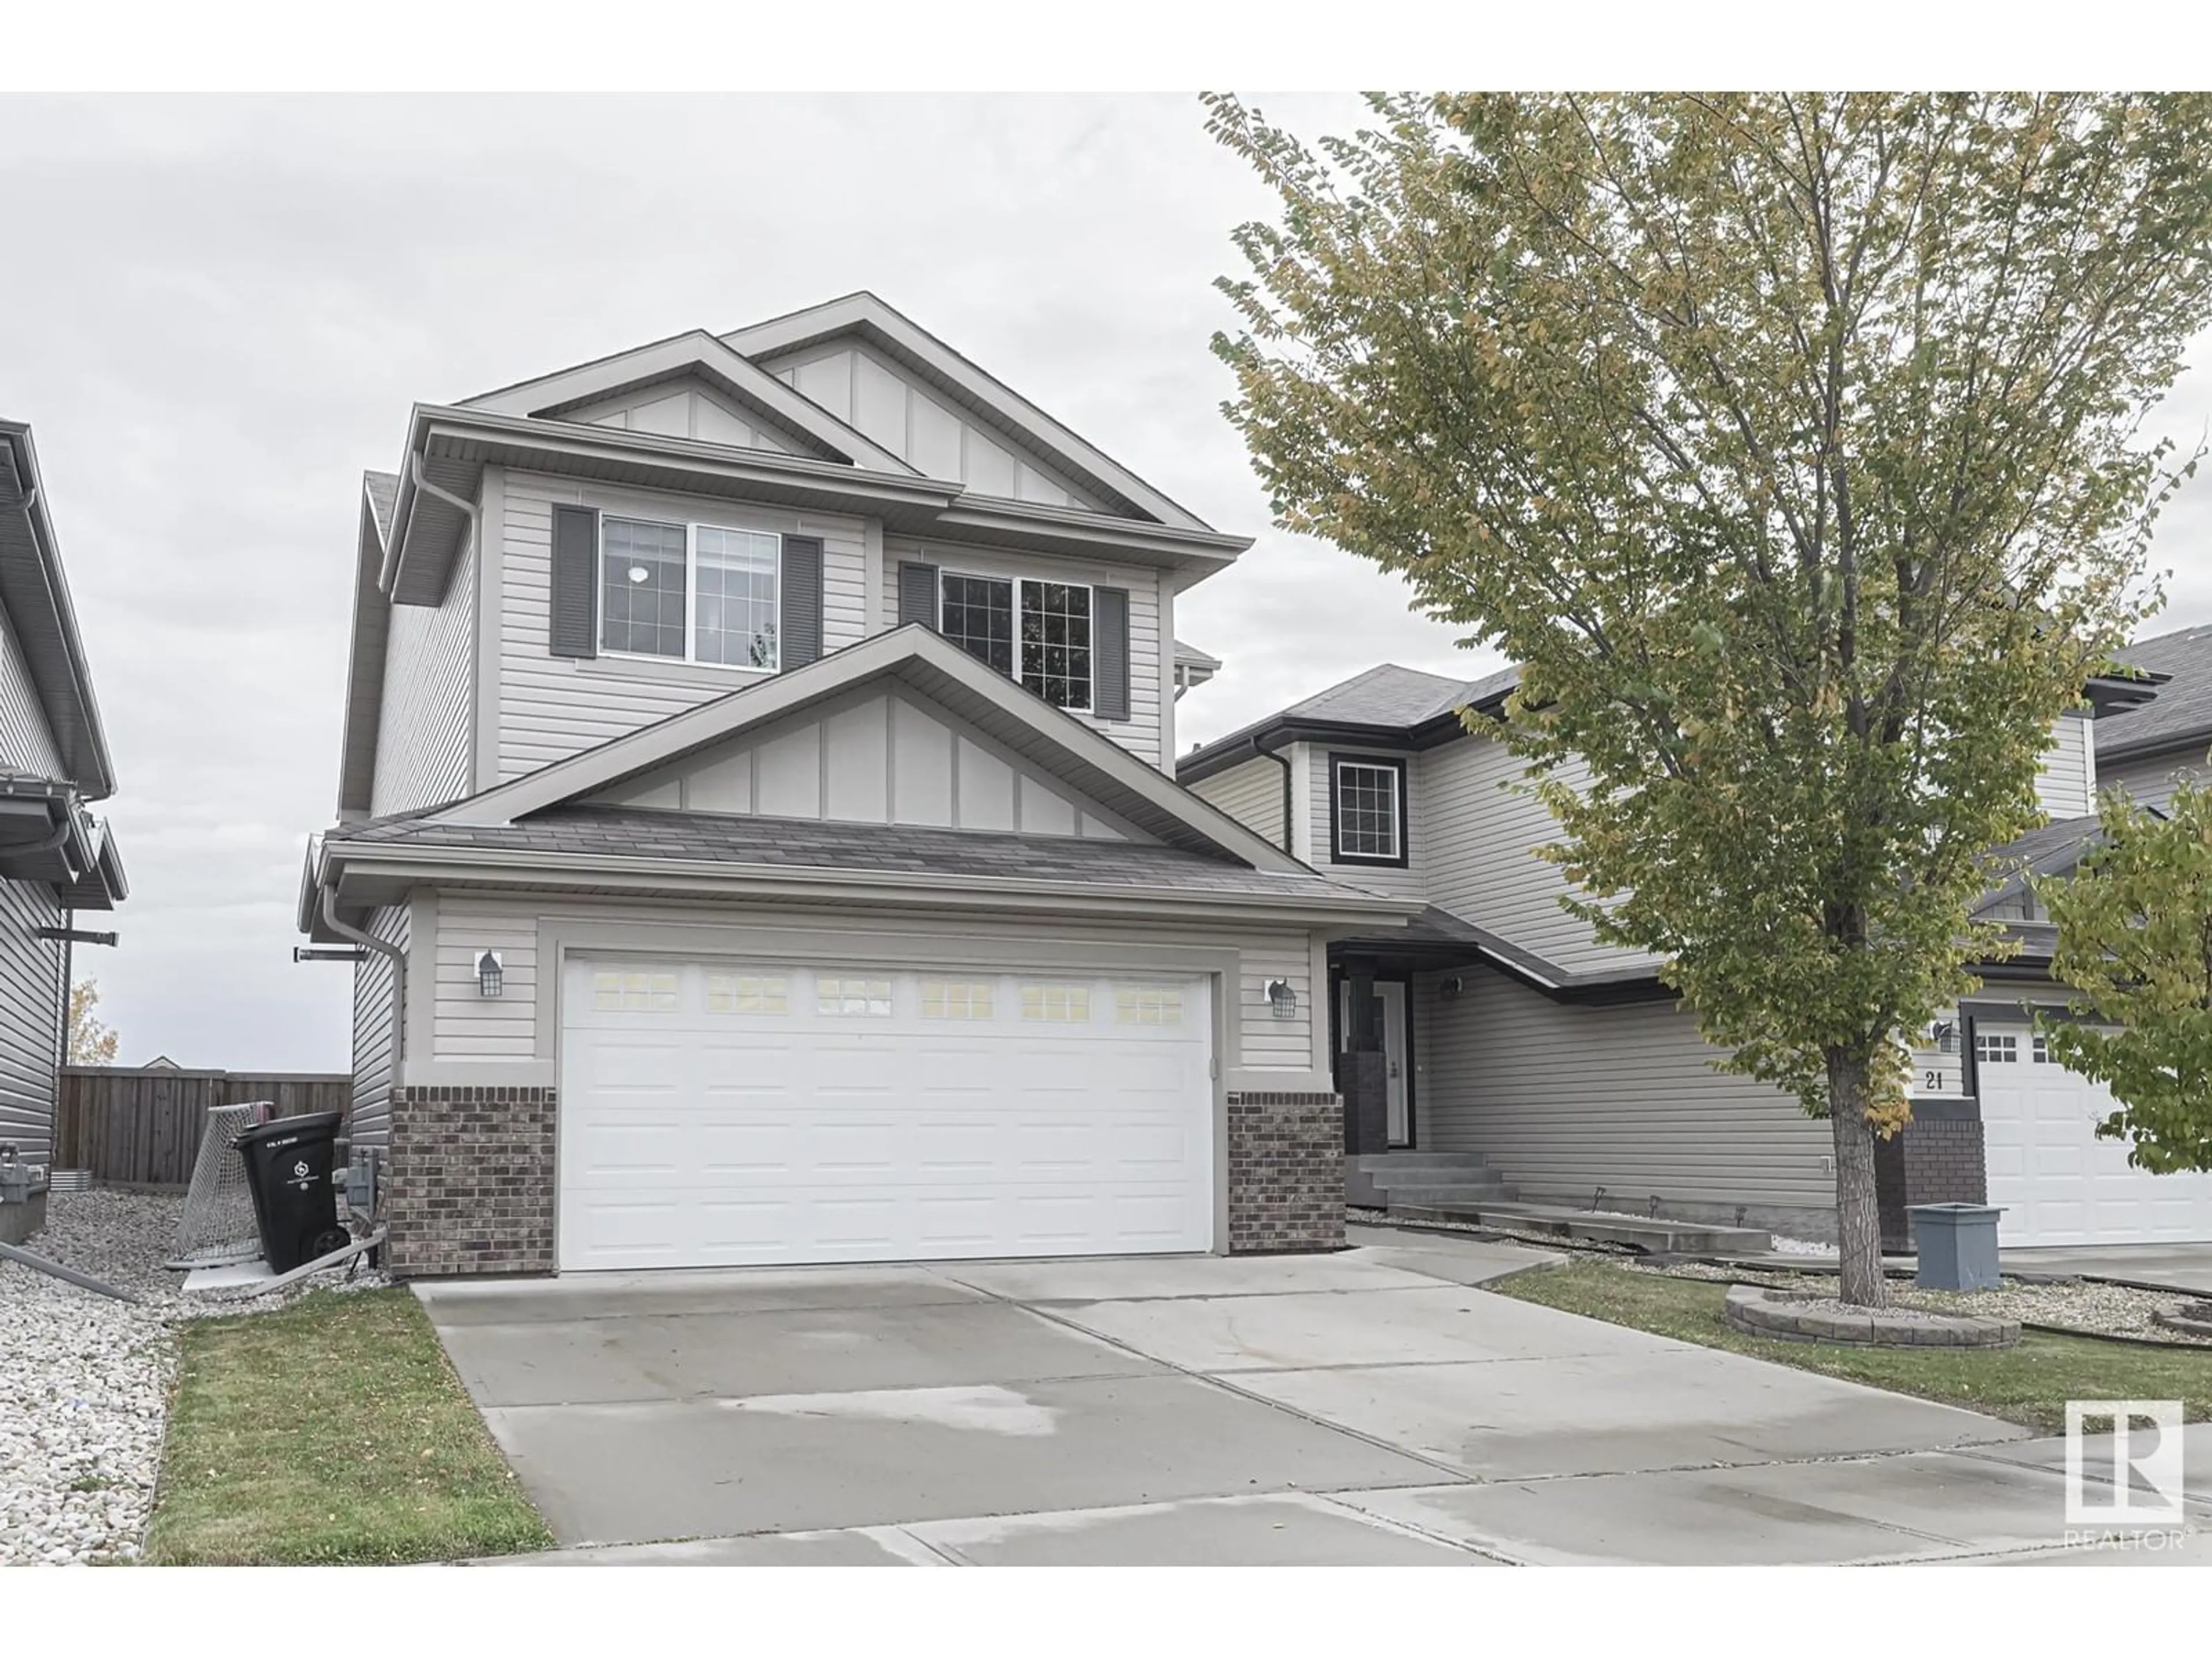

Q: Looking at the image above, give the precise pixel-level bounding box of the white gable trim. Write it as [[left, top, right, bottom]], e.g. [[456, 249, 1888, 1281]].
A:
[[430, 623, 1306, 872], [721, 293, 1213, 534], [459, 329, 915, 476]]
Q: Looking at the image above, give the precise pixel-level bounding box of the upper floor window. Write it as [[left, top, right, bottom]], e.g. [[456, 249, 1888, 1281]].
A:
[[1331, 755, 1407, 866], [941, 573, 1091, 711], [602, 515, 779, 670]]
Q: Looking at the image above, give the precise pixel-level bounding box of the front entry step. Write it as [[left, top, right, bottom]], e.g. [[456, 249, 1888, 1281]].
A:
[[1385, 1199, 1770, 1256]]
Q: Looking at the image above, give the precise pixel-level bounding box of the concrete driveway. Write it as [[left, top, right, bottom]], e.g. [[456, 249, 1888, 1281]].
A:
[[417, 1226, 2205, 1566]]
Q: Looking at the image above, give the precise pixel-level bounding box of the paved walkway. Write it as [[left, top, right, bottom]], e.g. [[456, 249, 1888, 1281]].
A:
[[415, 1226, 2206, 1566]]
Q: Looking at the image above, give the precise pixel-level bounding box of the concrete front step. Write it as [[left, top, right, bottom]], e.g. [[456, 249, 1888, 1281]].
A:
[[1385, 1199, 1770, 1256], [1353, 1152, 1494, 1173], [1372, 1183, 1520, 1206]]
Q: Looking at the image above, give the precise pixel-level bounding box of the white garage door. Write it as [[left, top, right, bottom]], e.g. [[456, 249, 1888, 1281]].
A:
[[558, 957, 1215, 1270], [1978, 1022, 2212, 1247]]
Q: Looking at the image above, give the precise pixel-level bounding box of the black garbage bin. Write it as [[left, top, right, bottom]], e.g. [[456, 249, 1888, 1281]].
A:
[[233, 1111, 350, 1274]]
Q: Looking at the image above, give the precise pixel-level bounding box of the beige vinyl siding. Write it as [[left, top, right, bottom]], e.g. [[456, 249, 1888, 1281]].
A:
[[1188, 756, 1286, 853], [1304, 743, 1425, 903], [2033, 715, 2096, 819], [370, 529, 476, 816], [498, 471, 871, 782], [0, 877, 62, 1161], [349, 904, 407, 1148], [1414, 967, 1832, 1209], [0, 601, 63, 779], [429, 891, 1317, 1076], [2100, 745, 2206, 814], [1420, 736, 1659, 976], [882, 543, 1166, 770]]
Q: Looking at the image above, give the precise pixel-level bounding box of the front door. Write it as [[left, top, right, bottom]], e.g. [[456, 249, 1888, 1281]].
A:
[[1377, 980, 1410, 1146]]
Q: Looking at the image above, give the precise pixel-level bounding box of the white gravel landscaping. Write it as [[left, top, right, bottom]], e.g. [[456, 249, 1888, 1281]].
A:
[[0, 1190, 388, 1566], [1638, 1258, 2212, 1346]]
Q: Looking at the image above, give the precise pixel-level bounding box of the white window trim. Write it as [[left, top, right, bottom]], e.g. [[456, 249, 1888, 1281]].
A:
[[1332, 757, 1406, 864], [600, 513, 782, 673], [938, 569, 1095, 715]]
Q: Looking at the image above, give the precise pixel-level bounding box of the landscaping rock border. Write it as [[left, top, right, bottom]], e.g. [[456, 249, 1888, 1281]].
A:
[[2152, 1301, 2212, 1340], [1724, 1282, 2020, 1349]]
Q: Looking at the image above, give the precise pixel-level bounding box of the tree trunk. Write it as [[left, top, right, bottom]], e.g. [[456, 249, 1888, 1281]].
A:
[[1827, 1049, 1890, 1308]]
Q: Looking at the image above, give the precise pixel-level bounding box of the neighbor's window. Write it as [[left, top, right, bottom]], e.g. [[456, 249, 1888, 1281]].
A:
[[940, 574, 1091, 711], [1332, 757, 1406, 865], [601, 515, 779, 669]]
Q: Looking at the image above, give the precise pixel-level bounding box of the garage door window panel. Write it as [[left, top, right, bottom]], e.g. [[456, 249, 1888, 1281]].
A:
[[593, 969, 680, 1012], [921, 978, 997, 1020], [817, 975, 894, 1017], [707, 972, 787, 1014], [1020, 983, 1092, 1023]]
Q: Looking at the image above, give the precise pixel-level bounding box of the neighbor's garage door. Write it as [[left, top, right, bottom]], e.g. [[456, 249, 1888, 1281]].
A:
[[1978, 1022, 2212, 1247], [558, 957, 1214, 1270]]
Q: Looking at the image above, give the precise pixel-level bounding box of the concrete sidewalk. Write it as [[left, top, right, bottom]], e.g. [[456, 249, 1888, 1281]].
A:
[[418, 1225, 2203, 1566]]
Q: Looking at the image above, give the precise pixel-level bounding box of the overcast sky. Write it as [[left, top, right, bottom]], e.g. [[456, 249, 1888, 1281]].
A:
[[6, 92, 2211, 1071]]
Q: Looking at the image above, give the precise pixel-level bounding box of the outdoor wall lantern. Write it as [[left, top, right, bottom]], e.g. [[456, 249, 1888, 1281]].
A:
[[1437, 975, 1465, 1001], [1264, 978, 1297, 1020], [476, 950, 505, 999]]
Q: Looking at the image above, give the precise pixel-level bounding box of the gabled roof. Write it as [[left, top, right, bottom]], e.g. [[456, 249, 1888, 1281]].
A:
[[458, 328, 915, 475], [0, 421, 118, 801], [1179, 662, 1521, 785], [2099, 620, 2212, 762], [430, 623, 1309, 873], [720, 292, 1214, 533]]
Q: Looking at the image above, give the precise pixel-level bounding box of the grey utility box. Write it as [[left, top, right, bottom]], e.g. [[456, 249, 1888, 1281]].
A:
[[1910, 1202, 2005, 1291]]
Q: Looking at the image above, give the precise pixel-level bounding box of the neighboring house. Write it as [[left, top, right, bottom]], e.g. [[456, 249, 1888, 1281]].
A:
[[1180, 656, 2212, 1251], [0, 421, 127, 1164], [2097, 621, 2212, 811], [300, 293, 1416, 1279]]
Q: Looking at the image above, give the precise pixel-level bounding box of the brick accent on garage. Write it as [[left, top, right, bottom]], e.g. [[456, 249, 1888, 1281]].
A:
[[1226, 1090, 1345, 1253], [1875, 1101, 1988, 1253], [385, 1085, 556, 1279]]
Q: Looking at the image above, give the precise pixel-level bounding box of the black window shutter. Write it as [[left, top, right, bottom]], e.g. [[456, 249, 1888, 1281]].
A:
[[549, 503, 599, 658], [1094, 585, 1131, 720], [781, 535, 824, 669], [898, 561, 940, 629]]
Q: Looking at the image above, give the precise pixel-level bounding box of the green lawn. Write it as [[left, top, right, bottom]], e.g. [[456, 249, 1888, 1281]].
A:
[[144, 1289, 554, 1566], [1493, 1262, 2212, 1432]]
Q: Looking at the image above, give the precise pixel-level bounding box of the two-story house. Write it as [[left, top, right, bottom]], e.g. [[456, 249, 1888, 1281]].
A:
[[1181, 656, 2212, 1252], [300, 293, 1417, 1279], [0, 419, 127, 1169]]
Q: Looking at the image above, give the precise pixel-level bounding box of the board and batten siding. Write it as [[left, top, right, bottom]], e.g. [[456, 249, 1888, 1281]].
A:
[[426, 890, 1319, 1079], [1419, 736, 1660, 978], [2033, 715, 2096, 820], [371, 529, 476, 816], [498, 471, 870, 782], [2100, 745, 2206, 815], [1414, 966, 1834, 1211], [0, 876, 62, 1162], [349, 904, 408, 1148], [591, 685, 1139, 842], [881, 542, 1166, 769], [1188, 756, 1286, 854]]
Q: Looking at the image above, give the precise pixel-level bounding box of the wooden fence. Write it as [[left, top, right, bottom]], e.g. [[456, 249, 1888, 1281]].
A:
[[55, 1066, 352, 1188]]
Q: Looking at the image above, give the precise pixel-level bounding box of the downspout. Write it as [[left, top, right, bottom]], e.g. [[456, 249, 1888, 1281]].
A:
[[1248, 729, 1296, 858], [320, 883, 406, 1068]]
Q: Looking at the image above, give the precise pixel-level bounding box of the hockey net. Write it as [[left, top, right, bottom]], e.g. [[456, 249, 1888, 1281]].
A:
[[166, 1101, 271, 1270]]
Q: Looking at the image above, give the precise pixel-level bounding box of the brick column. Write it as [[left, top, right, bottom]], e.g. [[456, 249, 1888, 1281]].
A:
[[1874, 1099, 1988, 1253], [386, 1085, 557, 1279], [1226, 1090, 1344, 1253]]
